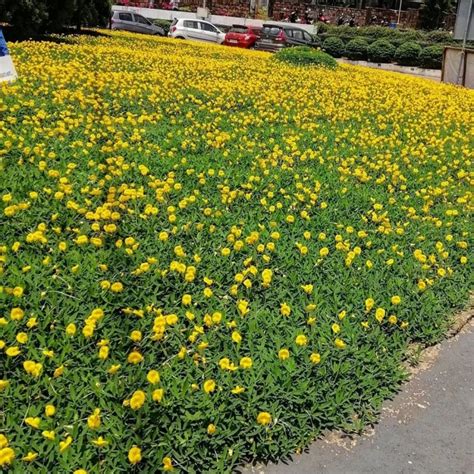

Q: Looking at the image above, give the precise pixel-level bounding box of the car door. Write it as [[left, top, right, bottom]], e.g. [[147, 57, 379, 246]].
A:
[[117, 12, 135, 32], [183, 20, 201, 41], [133, 14, 152, 34], [302, 30, 315, 47], [199, 22, 219, 43], [289, 29, 306, 46]]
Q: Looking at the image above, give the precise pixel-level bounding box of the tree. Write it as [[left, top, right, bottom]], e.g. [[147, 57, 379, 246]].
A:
[[0, 0, 49, 36], [420, 0, 454, 30], [0, 0, 111, 35]]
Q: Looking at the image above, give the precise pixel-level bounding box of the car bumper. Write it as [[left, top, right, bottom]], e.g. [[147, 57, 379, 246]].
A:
[[254, 42, 284, 53]]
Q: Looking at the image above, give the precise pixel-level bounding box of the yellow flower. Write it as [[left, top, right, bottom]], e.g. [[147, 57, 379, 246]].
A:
[[207, 423, 216, 435], [365, 298, 375, 312], [25, 417, 41, 429], [261, 269, 273, 287], [203, 379, 216, 394], [237, 299, 249, 316], [231, 331, 242, 344], [59, 436, 73, 453], [108, 364, 121, 374], [163, 456, 174, 471], [391, 295, 401, 305], [331, 323, 341, 334], [16, 332, 28, 344], [10, 307, 25, 320], [239, 357, 253, 369], [152, 389, 164, 402], [375, 307, 386, 323], [87, 409, 101, 430], [22, 451, 38, 462], [388, 315, 398, 325], [6, 346, 21, 357], [128, 446, 142, 465], [280, 302, 291, 317], [334, 338, 347, 349], [73, 470, 87, 474], [301, 284, 313, 294], [42, 430, 55, 441], [310, 352, 321, 364], [231, 385, 245, 394], [65, 323, 76, 336], [147, 370, 160, 385], [256, 411, 272, 426], [127, 351, 143, 364], [295, 334, 307, 346], [0, 380, 9, 391], [130, 390, 146, 410], [278, 348, 290, 360], [182, 294, 192, 306], [92, 436, 109, 447], [110, 282, 123, 293], [0, 447, 15, 466]]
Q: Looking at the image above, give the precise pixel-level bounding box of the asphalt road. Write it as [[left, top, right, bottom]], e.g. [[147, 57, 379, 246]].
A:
[[245, 318, 474, 474]]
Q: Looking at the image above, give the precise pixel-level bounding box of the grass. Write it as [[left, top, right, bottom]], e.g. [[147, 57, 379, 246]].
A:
[[0, 31, 473, 473]]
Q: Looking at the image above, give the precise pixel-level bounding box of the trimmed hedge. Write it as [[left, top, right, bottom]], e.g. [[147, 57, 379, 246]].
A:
[[395, 41, 423, 66], [367, 39, 396, 63], [418, 45, 444, 69], [345, 37, 369, 60], [323, 36, 345, 58], [275, 46, 338, 69]]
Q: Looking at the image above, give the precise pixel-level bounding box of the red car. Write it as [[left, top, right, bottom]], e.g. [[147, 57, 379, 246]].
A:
[[223, 25, 262, 49]]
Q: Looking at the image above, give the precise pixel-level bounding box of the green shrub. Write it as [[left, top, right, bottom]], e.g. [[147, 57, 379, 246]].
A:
[[345, 37, 369, 60], [367, 39, 396, 63], [275, 46, 338, 68], [322, 36, 345, 58], [425, 29, 455, 44], [418, 44, 444, 69], [152, 19, 171, 35], [395, 41, 423, 66]]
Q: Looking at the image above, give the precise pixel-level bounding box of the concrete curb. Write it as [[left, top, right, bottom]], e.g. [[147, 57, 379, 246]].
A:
[[337, 58, 442, 80]]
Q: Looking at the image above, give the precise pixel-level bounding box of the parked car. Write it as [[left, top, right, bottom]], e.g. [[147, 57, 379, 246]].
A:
[[111, 11, 165, 36], [223, 25, 262, 49], [254, 24, 318, 52], [169, 19, 226, 44]]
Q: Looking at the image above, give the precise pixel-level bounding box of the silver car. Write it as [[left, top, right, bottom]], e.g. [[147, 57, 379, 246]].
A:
[[111, 11, 165, 36], [169, 19, 225, 44]]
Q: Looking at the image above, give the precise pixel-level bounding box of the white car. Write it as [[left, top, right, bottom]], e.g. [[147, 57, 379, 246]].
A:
[[169, 19, 225, 44]]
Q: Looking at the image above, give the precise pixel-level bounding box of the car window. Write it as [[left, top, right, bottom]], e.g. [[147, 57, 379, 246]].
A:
[[135, 15, 150, 25], [201, 22, 217, 32], [119, 13, 133, 21], [183, 20, 199, 29], [292, 30, 304, 40], [230, 26, 248, 34], [262, 26, 281, 36], [303, 31, 313, 41]]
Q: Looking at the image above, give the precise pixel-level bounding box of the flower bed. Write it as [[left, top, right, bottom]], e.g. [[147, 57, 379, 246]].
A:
[[0, 31, 472, 472]]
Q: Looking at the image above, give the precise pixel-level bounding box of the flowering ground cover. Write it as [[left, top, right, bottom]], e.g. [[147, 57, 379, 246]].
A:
[[0, 31, 473, 472]]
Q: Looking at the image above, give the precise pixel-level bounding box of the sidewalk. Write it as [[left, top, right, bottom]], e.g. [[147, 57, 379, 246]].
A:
[[245, 318, 473, 474]]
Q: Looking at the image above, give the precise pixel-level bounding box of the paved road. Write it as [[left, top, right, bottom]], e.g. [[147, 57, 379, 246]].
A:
[[245, 319, 473, 474]]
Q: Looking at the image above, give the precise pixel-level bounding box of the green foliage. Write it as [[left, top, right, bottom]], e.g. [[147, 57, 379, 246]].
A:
[[425, 29, 455, 44], [395, 42, 423, 66], [345, 37, 369, 60], [322, 36, 345, 58], [420, 0, 454, 30], [418, 44, 445, 69], [367, 39, 396, 63], [0, 0, 111, 34], [275, 46, 338, 69], [153, 19, 172, 35]]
